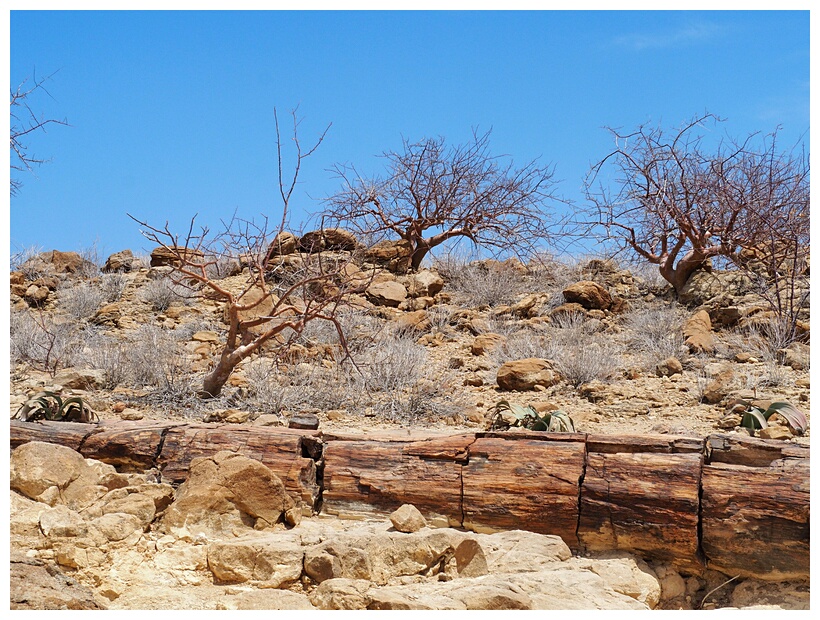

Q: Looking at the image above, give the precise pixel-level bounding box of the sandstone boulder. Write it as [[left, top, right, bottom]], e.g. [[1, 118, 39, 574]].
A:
[[266, 231, 299, 256], [10, 553, 106, 610], [207, 533, 304, 586], [365, 281, 407, 307], [149, 246, 205, 268], [407, 270, 444, 297], [299, 228, 358, 253], [11, 441, 89, 503], [563, 280, 612, 310], [102, 249, 136, 273], [389, 504, 427, 533], [364, 239, 413, 273], [471, 333, 507, 356], [684, 310, 715, 353], [161, 451, 295, 537], [497, 358, 560, 391]]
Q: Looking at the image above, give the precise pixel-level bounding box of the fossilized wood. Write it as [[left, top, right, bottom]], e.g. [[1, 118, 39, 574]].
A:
[[579, 448, 703, 572], [701, 458, 810, 580], [79, 420, 183, 471], [462, 435, 586, 550], [321, 433, 473, 525], [9, 422, 810, 580], [10, 419, 95, 452], [706, 433, 810, 467], [157, 424, 323, 509]]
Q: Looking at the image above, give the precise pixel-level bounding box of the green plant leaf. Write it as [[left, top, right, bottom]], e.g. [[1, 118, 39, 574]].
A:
[[740, 408, 768, 435], [764, 402, 808, 435], [547, 410, 575, 432]]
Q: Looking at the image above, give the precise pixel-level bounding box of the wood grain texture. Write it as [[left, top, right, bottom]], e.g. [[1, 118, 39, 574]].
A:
[[701, 458, 810, 580]]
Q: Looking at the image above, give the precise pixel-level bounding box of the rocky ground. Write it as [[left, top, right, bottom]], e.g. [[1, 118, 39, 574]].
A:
[[8, 237, 811, 609]]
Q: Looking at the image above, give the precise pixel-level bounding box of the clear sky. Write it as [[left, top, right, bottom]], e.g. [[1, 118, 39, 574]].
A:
[[7, 7, 811, 262]]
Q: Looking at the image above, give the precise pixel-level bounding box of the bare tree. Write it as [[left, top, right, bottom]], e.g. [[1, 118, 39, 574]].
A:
[[584, 113, 810, 295], [10, 70, 68, 196], [324, 129, 559, 271], [130, 109, 366, 398]]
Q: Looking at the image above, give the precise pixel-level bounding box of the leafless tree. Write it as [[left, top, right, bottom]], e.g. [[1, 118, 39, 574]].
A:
[[324, 129, 560, 271], [130, 109, 367, 398], [10, 70, 68, 196], [584, 113, 809, 295]]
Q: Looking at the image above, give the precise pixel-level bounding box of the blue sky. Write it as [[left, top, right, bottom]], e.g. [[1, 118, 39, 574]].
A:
[[7, 9, 811, 261]]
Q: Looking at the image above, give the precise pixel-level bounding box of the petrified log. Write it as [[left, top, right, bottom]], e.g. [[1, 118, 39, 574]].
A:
[[701, 434, 810, 580], [321, 431, 472, 525], [9, 422, 810, 580], [462, 432, 586, 550], [579, 434, 705, 572]]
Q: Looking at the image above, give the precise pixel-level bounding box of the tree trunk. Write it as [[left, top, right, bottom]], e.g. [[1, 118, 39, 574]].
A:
[[199, 355, 238, 398]]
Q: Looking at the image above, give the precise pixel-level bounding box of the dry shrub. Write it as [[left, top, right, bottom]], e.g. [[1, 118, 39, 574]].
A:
[[624, 305, 687, 367]]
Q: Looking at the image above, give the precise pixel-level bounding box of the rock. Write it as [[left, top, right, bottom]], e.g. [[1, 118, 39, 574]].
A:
[[191, 330, 220, 343], [496, 358, 560, 391], [654, 564, 686, 601], [10, 553, 106, 610], [39, 505, 89, 538], [10, 441, 88, 502], [389, 504, 427, 533], [203, 409, 250, 424], [288, 413, 320, 430], [100, 490, 158, 528], [471, 333, 507, 356], [702, 368, 735, 404], [679, 270, 754, 305], [684, 310, 715, 353], [160, 451, 295, 537], [299, 228, 358, 253], [102, 249, 136, 273], [92, 302, 122, 326], [266, 231, 300, 256], [407, 270, 445, 297], [91, 513, 144, 542], [563, 280, 612, 310], [22, 250, 95, 276], [656, 357, 683, 377], [232, 589, 315, 610], [550, 302, 588, 319], [207, 533, 304, 586], [309, 578, 373, 610], [364, 239, 413, 273], [393, 309, 430, 333], [759, 426, 793, 440], [570, 553, 660, 608], [24, 284, 50, 305], [119, 408, 144, 421], [52, 368, 104, 390], [729, 579, 809, 610], [778, 342, 809, 370], [149, 246, 205, 268], [365, 281, 407, 307]]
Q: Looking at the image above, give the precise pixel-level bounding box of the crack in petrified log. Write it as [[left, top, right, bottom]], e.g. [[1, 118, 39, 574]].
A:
[[9, 421, 809, 580]]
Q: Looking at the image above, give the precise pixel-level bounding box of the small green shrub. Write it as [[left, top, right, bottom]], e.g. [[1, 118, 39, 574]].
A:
[[738, 400, 808, 436]]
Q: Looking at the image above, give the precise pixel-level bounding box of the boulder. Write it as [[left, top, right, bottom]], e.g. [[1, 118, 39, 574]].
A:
[[365, 281, 407, 307], [10, 553, 106, 610], [393, 309, 430, 333], [102, 249, 136, 273], [160, 451, 295, 537], [207, 533, 304, 586], [149, 246, 205, 268], [407, 270, 445, 297], [266, 231, 299, 256], [563, 281, 612, 310], [24, 284, 50, 305], [496, 358, 561, 391], [684, 310, 715, 353], [471, 333, 507, 356], [10, 442, 89, 503], [389, 504, 427, 533], [656, 357, 683, 377], [364, 239, 413, 273], [679, 270, 754, 306], [22, 250, 95, 276], [299, 228, 359, 253]]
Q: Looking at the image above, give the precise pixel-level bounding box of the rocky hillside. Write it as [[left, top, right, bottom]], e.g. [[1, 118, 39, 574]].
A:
[[9, 233, 810, 442]]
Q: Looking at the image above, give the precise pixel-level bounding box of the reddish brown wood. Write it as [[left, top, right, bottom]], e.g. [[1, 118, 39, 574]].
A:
[[321, 434, 473, 524], [462, 435, 586, 550], [579, 450, 703, 572], [701, 444, 809, 580], [79, 420, 183, 471], [10, 419, 95, 451]]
